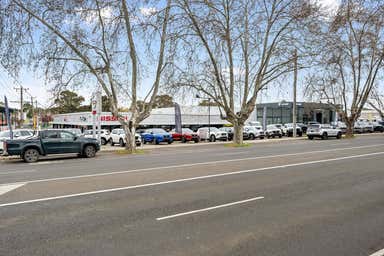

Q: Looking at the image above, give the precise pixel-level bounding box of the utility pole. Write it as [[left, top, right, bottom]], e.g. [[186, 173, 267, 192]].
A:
[[14, 85, 29, 128], [292, 49, 298, 137], [35, 99, 39, 129]]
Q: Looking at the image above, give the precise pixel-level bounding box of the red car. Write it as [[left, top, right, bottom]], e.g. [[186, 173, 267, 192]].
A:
[[171, 128, 200, 143]]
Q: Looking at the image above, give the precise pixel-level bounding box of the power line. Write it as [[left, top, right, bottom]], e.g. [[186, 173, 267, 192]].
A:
[[0, 72, 19, 99], [0, 64, 48, 109]]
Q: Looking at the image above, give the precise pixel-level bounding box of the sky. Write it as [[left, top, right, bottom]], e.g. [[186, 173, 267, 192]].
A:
[[0, 0, 340, 109]]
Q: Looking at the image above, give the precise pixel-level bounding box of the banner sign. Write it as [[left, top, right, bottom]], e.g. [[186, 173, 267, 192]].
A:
[[174, 103, 182, 133]]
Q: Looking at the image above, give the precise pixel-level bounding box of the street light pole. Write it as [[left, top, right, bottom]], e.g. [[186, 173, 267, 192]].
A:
[[292, 49, 298, 137], [208, 98, 211, 138]]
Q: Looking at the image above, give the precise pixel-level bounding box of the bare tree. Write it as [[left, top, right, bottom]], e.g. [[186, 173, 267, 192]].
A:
[[0, 0, 173, 153], [170, 0, 318, 144], [305, 0, 384, 136], [368, 84, 384, 119]]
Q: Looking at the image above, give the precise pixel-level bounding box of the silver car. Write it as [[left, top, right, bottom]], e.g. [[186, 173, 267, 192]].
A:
[[0, 129, 35, 154]]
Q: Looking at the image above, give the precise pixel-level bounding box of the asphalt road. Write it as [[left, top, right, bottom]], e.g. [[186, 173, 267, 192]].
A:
[[0, 135, 384, 256]]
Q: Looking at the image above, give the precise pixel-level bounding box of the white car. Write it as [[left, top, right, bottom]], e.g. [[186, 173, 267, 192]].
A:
[[282, 123, 303, 137], [331, 121, 347, 134], [0, 129, 35, 154], [197, 127, 228, 142], [110, 128, 142, 147], [243, 126, 264, 139], [358, 121, 374, 133], [84, 129, 111, 145], [307, 124, 342, 140], [63, 128, 83, 136], [265, 125, 283, 138]]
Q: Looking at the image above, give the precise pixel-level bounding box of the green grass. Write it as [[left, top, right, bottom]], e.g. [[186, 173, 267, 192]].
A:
[[115, 149, 148, 155], [224, 143, 252, 148], [343, 134, 356, 139]]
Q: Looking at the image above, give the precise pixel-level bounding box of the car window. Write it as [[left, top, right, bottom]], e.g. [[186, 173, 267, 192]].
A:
[[42, 131, 59, 139], [20, 131, 31, 136], [152, 129, 166, 133], [0, 131, 10, 137], [60, 131, 75, 139], [208, 127, 219, 132]]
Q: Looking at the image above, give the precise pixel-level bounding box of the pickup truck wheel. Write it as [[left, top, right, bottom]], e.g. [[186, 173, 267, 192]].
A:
[[322, 133, 328, 140], [108, 139, 114, 146], [23, 148, 40, 163], [84, 145, 96, 158], [209, 135, 216, 142], [336, 132, 342, 139], [308, 136, 314, 140], [119, 138, 125, 147], [249, 134, 255, 140], [101, 138, 107, 145]]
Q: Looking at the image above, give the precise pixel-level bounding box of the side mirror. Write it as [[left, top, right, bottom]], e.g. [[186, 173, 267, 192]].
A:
[[74, 136, 78, 141]]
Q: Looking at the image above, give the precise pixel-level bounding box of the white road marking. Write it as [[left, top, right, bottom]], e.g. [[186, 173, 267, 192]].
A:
[[156, 196, 265, 221], [369, 248, 384, 256], [0, 151, 382, 208], [28, 160, 65, 165], [1, 144, 382, 186], [0, 183, 26, 196], [0, 170, 36, 175]]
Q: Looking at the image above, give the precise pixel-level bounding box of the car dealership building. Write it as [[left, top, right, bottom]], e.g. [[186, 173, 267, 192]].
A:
[[52, 101, 338, 131]]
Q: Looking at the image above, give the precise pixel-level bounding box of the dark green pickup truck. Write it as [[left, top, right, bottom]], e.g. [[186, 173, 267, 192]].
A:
[[4, 129, 100, 163]]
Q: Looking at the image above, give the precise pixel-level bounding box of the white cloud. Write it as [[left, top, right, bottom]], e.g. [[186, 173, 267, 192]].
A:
[[317, 0, 340, 16], [140, 7, 157, 17]]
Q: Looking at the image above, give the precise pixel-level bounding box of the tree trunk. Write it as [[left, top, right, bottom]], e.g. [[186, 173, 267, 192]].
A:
[[122, 124, 136, 153], [233, 121, 244, 145], [345, 119, 354, 138]]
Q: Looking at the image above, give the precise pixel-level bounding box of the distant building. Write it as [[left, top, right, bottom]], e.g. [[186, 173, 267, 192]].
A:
[[253, 101, 338, 125], [52, 101, 337, 131], [359, 108, 383, 121]]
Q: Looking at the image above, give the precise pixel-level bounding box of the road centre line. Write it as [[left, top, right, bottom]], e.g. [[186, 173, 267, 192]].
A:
[[0, 151, 382, 208], [156, 196, 265, 221], [1, 143, 383, 186], [369, 248, 384, 256]]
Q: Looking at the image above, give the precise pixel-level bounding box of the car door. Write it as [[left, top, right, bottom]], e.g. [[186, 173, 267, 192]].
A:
[[59, 131, 81, 153], [41, 130, 62, 154], [111, 129, 118, 143]]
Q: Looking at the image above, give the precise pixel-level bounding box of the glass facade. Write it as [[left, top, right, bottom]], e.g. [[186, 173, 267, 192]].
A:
[[255, 102, 336, 125]]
